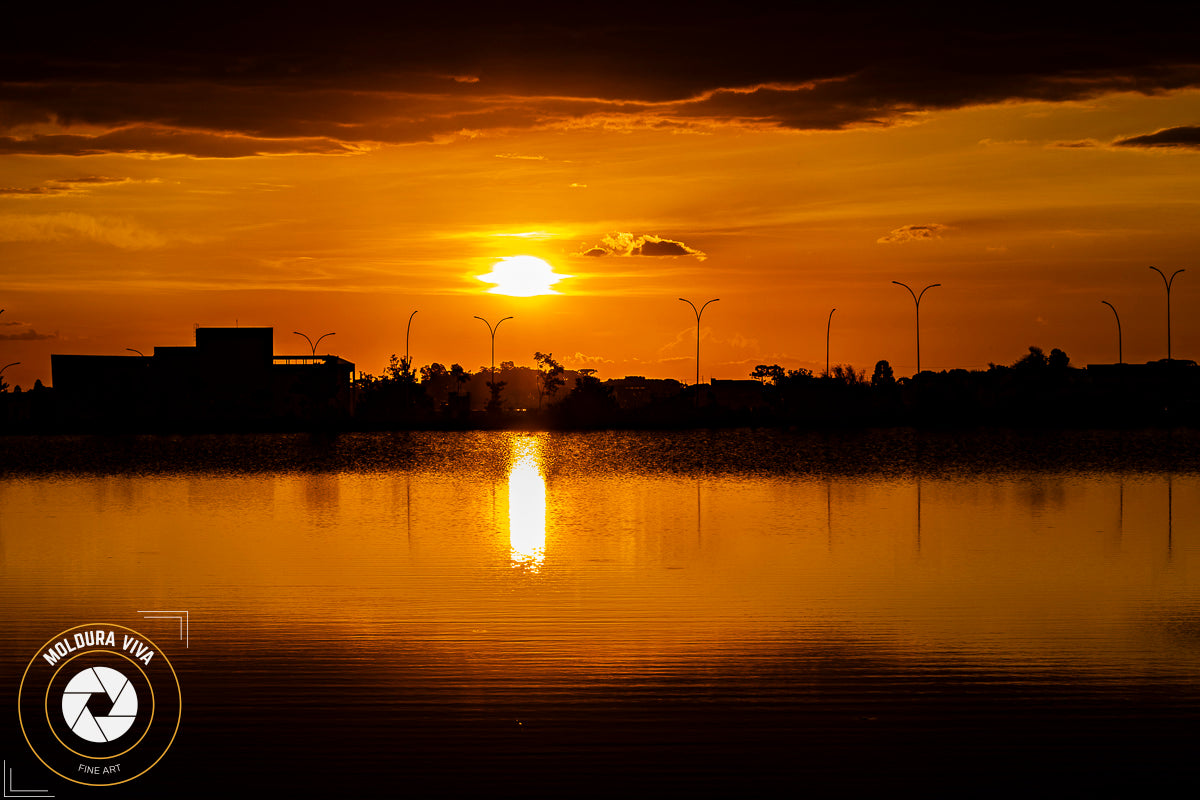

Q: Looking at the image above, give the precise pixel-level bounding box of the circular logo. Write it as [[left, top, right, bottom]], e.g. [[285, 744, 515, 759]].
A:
[[61, 666, 139, 743], [18, 624, 181, 787]]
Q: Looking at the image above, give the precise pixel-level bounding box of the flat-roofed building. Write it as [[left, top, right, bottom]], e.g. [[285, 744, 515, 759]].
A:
[[51, 327, 354, 428]]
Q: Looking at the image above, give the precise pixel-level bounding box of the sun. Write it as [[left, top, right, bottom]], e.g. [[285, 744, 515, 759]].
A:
[[476, 256, 571, 297]]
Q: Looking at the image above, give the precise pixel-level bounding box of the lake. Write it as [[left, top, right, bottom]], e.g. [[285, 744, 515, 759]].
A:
[[2, 429, 1199, 796]]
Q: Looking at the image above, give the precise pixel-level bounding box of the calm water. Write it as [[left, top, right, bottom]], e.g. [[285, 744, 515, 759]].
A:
[[3, 429, 1200, 796]]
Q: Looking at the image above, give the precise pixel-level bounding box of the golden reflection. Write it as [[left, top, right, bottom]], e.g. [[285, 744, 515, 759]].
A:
[[508, 436, 546, 570]]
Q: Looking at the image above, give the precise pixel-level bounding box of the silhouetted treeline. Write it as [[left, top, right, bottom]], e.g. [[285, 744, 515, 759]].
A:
[[735, 349, 1200, 428], [4, 346, 1200, 433]]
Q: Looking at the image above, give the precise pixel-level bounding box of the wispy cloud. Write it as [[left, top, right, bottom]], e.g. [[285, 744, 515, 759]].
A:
[[657, 325, 753, 355], [0, 213, 170, 249], [566, 351, 615, 367], [877, 223, 950, 244], [489, 230, 558, 239]]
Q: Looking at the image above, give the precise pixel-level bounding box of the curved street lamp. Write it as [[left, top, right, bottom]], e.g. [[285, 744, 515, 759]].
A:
[[892, 281, 940, 375], [679, 298, 719, 392], [294, 331, 335, 356], [474, 315, 513, 395], [0, 361, 19, 391], [1100, 300, 1122, 365], [1149, 266, 1184, 362], [826, 308, 836, 377], [405, 310, 418, 373], [126, 348, 145, 357]]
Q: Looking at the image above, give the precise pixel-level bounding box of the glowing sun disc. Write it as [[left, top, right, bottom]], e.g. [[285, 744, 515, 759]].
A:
[[477, 256, 571, 297]]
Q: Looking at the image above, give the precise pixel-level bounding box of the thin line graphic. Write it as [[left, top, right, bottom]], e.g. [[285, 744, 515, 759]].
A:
[[136, 610, 189, 647], [3, 760, 54, 797]]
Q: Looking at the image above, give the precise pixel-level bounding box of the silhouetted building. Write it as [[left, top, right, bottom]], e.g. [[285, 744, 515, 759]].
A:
[[51, 327, 354, 428], [608, 376, 683, 409]]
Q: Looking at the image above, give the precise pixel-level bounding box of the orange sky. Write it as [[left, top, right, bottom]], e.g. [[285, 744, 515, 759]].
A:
[[2, 6, 1199, 389]]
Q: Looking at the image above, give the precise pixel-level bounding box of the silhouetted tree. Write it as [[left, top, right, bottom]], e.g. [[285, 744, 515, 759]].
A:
[[871, 360, 895, 388], [829, 364, 866, 385], [750, 364, 786, 385], [785, 367, 814, 384], [383, 353, 418, 386], [421, 362, 448, 382], [534, 352, 565, 409], [350, 353, 425, 421], [385, 354, 402, 381], [557, 368, 618, 423], [573, 368, 601, 388], [1014, 346, 1048, 370], [1049, 347, 1070, 371]]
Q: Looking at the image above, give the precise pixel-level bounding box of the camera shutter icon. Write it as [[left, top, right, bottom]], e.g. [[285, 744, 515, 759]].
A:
[[61, 666, 139, 743]]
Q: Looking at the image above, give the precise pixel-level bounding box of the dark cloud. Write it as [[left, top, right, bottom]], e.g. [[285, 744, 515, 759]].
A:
[[1113, 126, 1200, 149], [0, 4, 1197, 156], [0, 176, 138, 196], [0, 186, 52, 196], [62, 176, 135, 186], [580, 233, 706, 259], [877, 224, 949, 244], [635, 239, 699, 257], [0, 328, 56, 340]]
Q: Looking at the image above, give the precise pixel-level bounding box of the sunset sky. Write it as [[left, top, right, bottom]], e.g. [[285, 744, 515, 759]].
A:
[[2, 4, 1198, 389]]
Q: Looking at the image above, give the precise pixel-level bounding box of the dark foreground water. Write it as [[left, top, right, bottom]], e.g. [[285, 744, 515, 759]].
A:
[[2, 429, 1199, 796]]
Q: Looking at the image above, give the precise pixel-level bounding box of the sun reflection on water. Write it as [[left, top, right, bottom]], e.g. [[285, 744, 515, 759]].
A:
[[508, 436, 546, 570]]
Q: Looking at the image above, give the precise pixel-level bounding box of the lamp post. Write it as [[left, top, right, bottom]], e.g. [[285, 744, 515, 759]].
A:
[[405, 310, 418, 373], [1101, 300, 1122, 365], [294, 331, 335, 356], [679, 298, 719, 395], [892, 281, 940, 375], [1149, 266, 1184, 362], [474, 315, 513, 399], [126, 348, 145, 357], [0, 361, 18, 391], [826, 308, 836, 377]]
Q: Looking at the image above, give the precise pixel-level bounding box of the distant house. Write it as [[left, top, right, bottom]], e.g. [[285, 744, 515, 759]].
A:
[[51, 327, 355, 428]]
